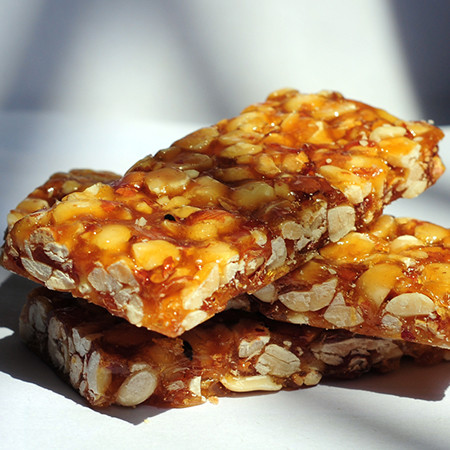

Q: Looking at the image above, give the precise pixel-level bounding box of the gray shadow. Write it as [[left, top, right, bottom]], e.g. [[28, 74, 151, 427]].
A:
[[323, 359, 450, 402], [0, 1, 229, 123], [1, 1, 84, 112], [391, 0, 450, 125], [284, 381, 450, 450]]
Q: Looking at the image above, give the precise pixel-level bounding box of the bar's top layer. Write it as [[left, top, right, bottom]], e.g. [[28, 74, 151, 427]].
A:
[[6, 169, 120, 230], [256, 215, 450, 349], [2, 89, 445, 337]]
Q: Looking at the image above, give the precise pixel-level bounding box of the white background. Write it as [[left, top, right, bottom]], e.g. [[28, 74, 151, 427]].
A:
[[0, 0, 449, 125]]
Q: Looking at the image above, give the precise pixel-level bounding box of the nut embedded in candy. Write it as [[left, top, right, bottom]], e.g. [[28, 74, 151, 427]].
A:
[[258, 215, 450, 349]]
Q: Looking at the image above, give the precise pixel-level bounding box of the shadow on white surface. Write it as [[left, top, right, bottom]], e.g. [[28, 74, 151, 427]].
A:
[[280, 384, 450, 450], [324, 361, 450, 402]]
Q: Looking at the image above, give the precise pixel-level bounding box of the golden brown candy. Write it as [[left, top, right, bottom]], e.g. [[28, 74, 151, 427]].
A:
[[20, 287, 448, 408], [256, 215, 450, 349], [2, 90, 444, 336]]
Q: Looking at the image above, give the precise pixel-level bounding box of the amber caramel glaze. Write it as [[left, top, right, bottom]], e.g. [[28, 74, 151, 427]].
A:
[[2, 89, 445, 337], [6, 169, 120, 230], [256, 215, 450, 348], [20, 287, 448, 408]]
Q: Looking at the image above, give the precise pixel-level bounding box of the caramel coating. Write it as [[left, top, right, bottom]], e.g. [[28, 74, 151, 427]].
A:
[[2, 89, 444, 336], [7, 169, 120, 229], [257, 215, 450, 349]]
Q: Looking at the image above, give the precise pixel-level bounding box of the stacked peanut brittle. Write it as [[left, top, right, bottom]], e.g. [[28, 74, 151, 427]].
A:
[[1, 89, 449, 408]]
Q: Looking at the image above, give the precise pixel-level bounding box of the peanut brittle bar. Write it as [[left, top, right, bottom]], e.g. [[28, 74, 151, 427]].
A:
[[20, 287, 449, 408], [14, 170, 448, 349], [2, 89, 445, 337], [255, 215, 450, 349]]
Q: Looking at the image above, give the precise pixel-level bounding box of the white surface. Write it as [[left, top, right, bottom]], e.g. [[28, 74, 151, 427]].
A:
[[0, 116, 449, 450], [0, 1, 423, 123]]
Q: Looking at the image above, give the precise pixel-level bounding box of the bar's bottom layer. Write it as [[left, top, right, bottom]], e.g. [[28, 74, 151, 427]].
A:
[[20, 287, 449, 408]]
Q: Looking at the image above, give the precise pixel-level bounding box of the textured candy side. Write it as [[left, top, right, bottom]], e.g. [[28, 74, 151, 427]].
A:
[[256, 215, 450, 349], [20, 287, 449, 408]]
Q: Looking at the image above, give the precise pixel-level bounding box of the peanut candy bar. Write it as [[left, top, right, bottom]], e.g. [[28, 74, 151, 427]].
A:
[[20, 287, 449, 408], [256, 215, 450, 349], [17, 170, 448, 349], [2, 89, 444, 337]]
